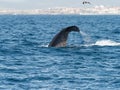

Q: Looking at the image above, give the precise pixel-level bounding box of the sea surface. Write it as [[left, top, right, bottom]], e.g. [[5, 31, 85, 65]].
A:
[[0, 15, 120, 90]]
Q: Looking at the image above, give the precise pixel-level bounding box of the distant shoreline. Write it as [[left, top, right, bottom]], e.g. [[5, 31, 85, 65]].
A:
[[0, 7, 120, 15], [0, 14, 120, 16]]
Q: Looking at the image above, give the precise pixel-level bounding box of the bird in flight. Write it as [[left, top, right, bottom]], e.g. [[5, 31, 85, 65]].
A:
[[82, 1, 91, 4]]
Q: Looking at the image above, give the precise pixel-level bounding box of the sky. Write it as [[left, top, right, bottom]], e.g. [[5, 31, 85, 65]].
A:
[[0, 0, 120, 10]]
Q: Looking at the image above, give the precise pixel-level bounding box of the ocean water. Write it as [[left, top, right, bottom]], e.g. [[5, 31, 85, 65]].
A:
[[0, 15, 120, 90]]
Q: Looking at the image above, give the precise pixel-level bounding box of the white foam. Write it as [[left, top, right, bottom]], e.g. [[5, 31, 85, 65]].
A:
[[94, 40, 120, 46], [84, 40, 120, 47], [40, 44, 48, 47]]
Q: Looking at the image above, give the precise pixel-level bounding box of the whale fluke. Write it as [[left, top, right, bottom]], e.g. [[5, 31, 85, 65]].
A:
[[48, 26, 80, 47]]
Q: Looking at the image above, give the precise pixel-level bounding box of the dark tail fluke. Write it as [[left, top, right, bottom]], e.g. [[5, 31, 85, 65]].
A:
[[48, 26, 80, 47]]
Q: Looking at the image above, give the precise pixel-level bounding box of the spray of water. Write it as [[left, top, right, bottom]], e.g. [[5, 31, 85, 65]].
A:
[[80, 31, 91, 44]]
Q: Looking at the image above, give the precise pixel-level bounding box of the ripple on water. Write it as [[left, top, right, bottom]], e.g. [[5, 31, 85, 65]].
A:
[[0, 15, 120, 90]]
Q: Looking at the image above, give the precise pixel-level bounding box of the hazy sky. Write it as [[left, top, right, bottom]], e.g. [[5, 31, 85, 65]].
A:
[[0, 0, 119, 9]]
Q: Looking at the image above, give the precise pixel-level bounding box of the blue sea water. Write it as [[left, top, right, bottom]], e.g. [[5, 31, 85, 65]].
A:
[[0, 15, 120, 90]]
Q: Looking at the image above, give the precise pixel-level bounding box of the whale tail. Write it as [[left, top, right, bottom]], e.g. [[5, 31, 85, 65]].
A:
[[48, 26, 80, 47]]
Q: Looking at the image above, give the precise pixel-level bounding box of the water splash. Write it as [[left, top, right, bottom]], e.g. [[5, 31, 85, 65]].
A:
[[79, 31, 120, 47], [80, 31, 91, 44]]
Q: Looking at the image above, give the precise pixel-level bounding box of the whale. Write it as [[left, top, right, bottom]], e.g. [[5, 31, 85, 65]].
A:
[[48, 26, 80, 47]]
